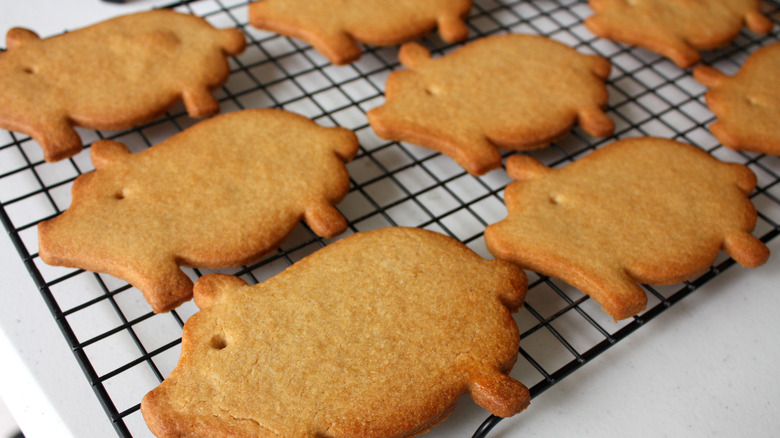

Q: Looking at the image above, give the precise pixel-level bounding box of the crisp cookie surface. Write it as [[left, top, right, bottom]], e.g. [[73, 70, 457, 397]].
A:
[[0, 9, 246, 162], [367, 34, 614, 176], [694, 42, 780, 156], [248, 0, 471, 65], [37, 109, 358, 313], [485, 137, 770, 321], [141, 227, 530, 438], [585, 0, 773, 68]]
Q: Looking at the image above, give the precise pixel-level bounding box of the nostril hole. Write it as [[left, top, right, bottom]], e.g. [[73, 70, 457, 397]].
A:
[[210, 334, 227, 350]]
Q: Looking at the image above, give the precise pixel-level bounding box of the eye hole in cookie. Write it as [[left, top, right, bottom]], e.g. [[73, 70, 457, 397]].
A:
[[113, 189, 126, 200], [549, 194, 563, 205], [22, 66, 36, 74], [210, 334, 228, 350], [424, 85, 442, 97]]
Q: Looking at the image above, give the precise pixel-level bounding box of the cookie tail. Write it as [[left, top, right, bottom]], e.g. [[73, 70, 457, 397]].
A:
[[467, 364, 531, 417], [723, 231, 770, 269]]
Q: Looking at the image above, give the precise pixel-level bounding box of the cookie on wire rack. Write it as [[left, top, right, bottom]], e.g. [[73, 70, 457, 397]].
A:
[[584, 0, 773, 68], [694, 41, 780, 156], [0, 9, 246, 162], [485, 137, 770, 321], [248, 0, 472, 65], [367, 34, 614, 176], [141, 227, 530, 438], [37, 109, 358, 313]]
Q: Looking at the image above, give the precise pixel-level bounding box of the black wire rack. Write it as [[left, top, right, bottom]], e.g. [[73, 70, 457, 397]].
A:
[[1, 0, 779, 437]]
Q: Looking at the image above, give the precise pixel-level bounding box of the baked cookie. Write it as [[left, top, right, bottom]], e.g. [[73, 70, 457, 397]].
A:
[[0, 9, 246, 162], [248, 0, 471, 65], [367, 34, 614, 176], [585, 0, 773, 68], [38, 109, 358, 313], [485, 137, 770, 321], [694, 42, 780, 155], [141, 227, 529, 437]]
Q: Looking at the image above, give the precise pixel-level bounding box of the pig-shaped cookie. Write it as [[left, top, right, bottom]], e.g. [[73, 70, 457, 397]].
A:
[[585, 0, 773, 68], [141, 227, 530, 437], [38, 109, 358, 313], [0, 9, 246, 162], [694, 42, 780, 156], [367, 34, 614, 176], [485, 137, 770, 321], [249, 0, 472, 65]]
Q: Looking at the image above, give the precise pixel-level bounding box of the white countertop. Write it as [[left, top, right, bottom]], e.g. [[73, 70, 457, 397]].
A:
[[1, 1, 779, 437]]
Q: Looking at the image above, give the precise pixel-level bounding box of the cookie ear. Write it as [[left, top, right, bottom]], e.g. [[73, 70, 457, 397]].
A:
[[398, 42, 432, 69], [6, 28, 39, 51], [193, 274, 248, 310], [91, 139, 131, 170], [504, 155, 550, 181]]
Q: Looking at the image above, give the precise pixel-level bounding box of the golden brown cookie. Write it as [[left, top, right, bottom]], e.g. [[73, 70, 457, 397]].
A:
[[248, 0, 471, 65], [38, 109, 358, 313], [585, 0, 773, 68], [0, 9, 246, 162], [367, 34, 614, 176], [141, 227, 529, 437], [485, 137, 770, 321], [694, 42, 780, 156]]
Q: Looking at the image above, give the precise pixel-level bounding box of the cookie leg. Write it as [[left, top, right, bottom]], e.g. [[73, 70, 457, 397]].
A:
[[745, 11, 773, 35], [35, 117, 83, 162], [182, 86, 220, 118], [723, 231, 770, 269], [90, 139, 131, 169], [303, 200, 348, 238], [581, 267, 648, 321], [398, 42, 432, 68], [578, 106, 615, 138], [135, 261, 195, 313], [316, 31, 362, 65], [218, 28, 247, 56], [692, 65, 729, 88], [665, 39, 701, 69], [504, 155, 551, 182], [437, 14, 469, 43], [467, 363, 530, 417]]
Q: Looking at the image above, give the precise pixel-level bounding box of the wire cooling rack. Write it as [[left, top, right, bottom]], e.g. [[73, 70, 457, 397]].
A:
[[1, 0, 779, 436]]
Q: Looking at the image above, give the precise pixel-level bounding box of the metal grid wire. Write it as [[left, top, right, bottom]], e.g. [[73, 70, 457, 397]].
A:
[[1, 0, 779, 436]]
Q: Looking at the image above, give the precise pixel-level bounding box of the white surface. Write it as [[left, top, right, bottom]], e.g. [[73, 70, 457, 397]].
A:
[[1, 1, 779, 438]]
